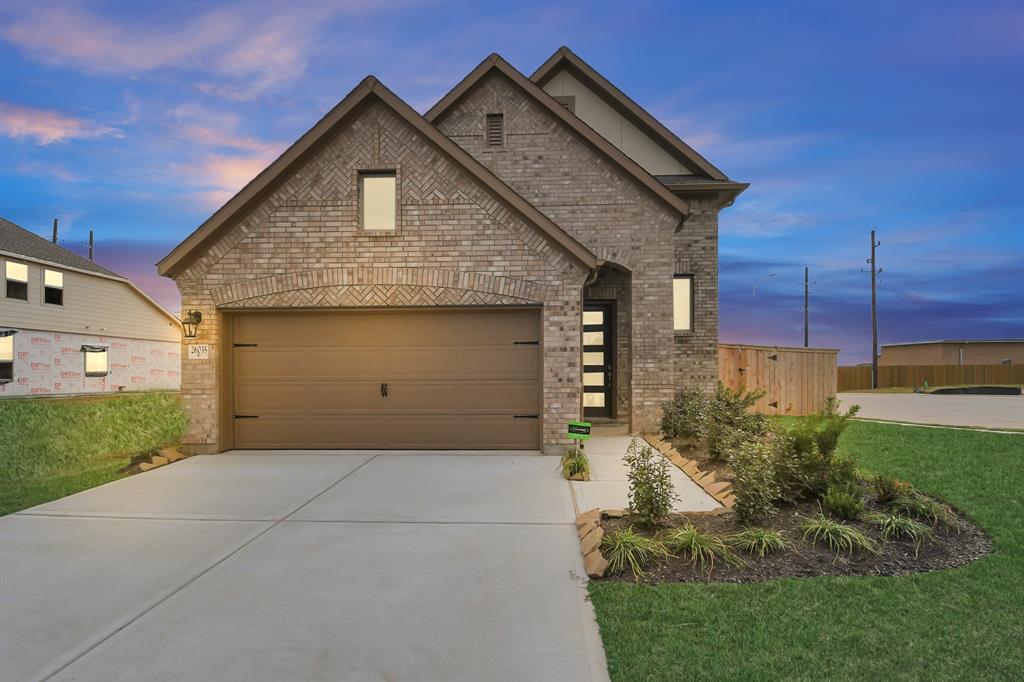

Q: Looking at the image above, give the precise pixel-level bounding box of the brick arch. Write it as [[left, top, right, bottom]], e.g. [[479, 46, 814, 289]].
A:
[[590, 246, 638, 273], [211, 267, 549, 307]]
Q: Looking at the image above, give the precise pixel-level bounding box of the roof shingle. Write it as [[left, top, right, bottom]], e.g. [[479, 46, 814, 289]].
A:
[[0, 217, 122, 278]]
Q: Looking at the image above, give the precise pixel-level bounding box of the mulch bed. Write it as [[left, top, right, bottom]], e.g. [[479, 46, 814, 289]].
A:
[[672, 438, 733, 485], [600, 499, 991, 584]]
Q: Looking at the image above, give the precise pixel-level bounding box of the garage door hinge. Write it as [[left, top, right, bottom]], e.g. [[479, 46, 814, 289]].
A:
[[233, 414, 259, 419], [233, 343, 258, 348], [513, 340, 539, 345], [513, 414, 539, 419]]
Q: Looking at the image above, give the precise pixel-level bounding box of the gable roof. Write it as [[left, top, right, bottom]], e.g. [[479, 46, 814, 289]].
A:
[[424, 54, 692, 219], [1, 216, 181, 327], [0, 216, 120, 277], [531, 46, 728, 181], [158, 77, 597, 278]]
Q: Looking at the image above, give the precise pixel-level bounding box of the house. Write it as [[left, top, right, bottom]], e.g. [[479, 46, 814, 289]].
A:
[[0, 217, 181, 397], [880, 339, 1024, 366], [158, 47, 747, 454]]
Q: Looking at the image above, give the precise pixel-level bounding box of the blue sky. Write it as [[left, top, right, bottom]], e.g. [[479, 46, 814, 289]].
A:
[[1, 0, 1021, 364]]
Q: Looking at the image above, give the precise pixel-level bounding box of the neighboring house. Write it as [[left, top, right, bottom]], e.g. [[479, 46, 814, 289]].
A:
[[880, 339, 1024, 366], [0, 217, 181, 397], [158, 47, 747, 454]]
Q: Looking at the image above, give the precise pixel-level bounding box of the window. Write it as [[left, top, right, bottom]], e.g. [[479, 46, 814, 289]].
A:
[[44, 269, 63, 305], [553, 95, 575, 113], [0, 332, 14, 383], [359, 171, 396, 231], [82, 345, 109, 377], [5, 261, 28, 300], [486, 113, 503, 147], [673, 275, 693, 332]]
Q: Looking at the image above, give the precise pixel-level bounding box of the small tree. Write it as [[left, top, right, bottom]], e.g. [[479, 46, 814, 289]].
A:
[[624, 437, 676, 525]]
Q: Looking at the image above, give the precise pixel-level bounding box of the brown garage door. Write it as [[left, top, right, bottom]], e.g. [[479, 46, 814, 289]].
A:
[[229, 308, 541, 449]]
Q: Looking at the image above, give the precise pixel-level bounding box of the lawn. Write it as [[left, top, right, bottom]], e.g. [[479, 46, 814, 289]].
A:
[[589, 421, 1023, 681], [0, 392, 186, 515]]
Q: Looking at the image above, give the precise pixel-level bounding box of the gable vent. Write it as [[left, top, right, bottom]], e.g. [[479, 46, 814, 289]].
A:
[[486, 113, 503, 147], [553, 95, 575, 113]]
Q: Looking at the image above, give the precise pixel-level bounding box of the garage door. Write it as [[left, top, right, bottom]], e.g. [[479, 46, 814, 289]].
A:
[[229, 308, 541, 449]]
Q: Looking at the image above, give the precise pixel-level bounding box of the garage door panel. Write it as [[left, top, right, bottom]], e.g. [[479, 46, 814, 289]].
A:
[[235, 382, 383, 413], [462, 348, 540, 379], [230, 309, 541, 449]]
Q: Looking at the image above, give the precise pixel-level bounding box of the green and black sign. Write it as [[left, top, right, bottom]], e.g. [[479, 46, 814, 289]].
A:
[[567, 420, 592, 440]]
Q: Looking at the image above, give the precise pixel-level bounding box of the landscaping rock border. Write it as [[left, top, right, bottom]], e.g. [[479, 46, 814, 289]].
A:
[[575, 508, 610, 578], [137, 447, 187, 472], [644, 434, 736, 508]]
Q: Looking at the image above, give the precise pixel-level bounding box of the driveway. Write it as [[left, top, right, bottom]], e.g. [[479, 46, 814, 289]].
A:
[[838, 392, 1024, 430], [1, 452, 609, 682]]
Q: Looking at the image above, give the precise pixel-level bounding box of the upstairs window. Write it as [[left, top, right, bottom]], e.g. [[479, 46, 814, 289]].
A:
[[5, 261, 28, 300], [359, 171, 396, 231], [0, 332, 14, 383], [673, 275, 693, 332], [82, 345, 109, 377], [44, 269, 64, 305], [486, 113, 504, 147]]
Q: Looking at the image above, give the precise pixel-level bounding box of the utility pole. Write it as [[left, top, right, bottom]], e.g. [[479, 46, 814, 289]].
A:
[[51, 218, 58, 244], [803, 267, 810, 348], [88, 230, 94, 261], [867, 229, 882, 388]]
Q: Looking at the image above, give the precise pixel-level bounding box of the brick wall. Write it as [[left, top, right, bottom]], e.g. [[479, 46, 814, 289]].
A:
[[174, 99, 587, 453], [433, 71, 718, 432]]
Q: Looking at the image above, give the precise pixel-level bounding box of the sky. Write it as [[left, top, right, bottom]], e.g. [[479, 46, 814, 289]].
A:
[[1, 0, 1021, 364]]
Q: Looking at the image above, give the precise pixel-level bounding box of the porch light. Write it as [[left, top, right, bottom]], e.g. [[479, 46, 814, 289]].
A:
[[182, 310, 203, 339]]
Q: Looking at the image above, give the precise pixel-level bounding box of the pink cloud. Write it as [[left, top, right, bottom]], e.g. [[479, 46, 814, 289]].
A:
[[169, 104, 284, 155], [15, 161, 81, 182], [171, 153, 276, 209], [0, 101, 117, 145]]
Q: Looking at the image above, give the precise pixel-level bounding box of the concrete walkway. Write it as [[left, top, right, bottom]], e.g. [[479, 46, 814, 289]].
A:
[[570, 436, 721, 513], [1, 453, 609, 682], [838, 392, 1024, 430]]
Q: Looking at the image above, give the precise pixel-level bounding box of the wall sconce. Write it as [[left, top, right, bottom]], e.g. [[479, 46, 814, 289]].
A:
[[182, 310, 203, 339]]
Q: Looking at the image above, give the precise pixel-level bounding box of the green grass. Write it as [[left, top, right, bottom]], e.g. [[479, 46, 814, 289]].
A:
[[0, 392, 186, 515], [589, 421, 1023, 681]]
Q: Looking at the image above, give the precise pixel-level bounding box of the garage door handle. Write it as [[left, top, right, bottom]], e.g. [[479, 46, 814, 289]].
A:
[[513, 340, 539, 345], [513, 414, 539, 419], [380, 382, 389, 397], [233, 414, 259, 419]]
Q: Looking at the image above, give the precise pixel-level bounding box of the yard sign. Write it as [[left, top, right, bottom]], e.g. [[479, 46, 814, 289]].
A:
[[567, 420, 592, 441]]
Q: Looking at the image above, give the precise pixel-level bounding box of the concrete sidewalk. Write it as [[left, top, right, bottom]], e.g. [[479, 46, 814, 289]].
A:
[[569, 436, 721, 513], [1, 453, 608, 682], [838, 392, 1024, 430]]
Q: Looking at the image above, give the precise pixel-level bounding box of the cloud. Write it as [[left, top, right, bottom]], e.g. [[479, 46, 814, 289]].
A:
[[172, 153, 275, 209], [0, 101, 117, 145], [15, 161, 81, 182], [169, 103, 284, 155], [0, 2, 385, 101]]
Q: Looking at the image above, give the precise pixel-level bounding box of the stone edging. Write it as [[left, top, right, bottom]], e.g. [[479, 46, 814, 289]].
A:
[[138, 447, 187, 472], [643, 434, 736, 508], [575, 507, 623, 578]]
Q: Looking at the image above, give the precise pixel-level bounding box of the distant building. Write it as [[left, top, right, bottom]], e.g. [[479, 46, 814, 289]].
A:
[[1, 217, 181, 397], [879, 339, 1023, 366]]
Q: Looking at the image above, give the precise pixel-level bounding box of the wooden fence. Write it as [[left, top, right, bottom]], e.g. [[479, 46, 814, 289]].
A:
[[838, 364, 1024, 392], [719, 344, 839, 416]]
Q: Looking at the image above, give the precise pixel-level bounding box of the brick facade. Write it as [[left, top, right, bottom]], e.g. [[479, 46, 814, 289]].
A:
[[171, 70, 725, 453], [434, 71, 719, 432]]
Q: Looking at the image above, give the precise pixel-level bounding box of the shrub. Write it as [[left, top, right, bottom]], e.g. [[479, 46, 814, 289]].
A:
[[624, 437, 676, 525], [888, 491, 955, 528], [865, 512, 933, 556], [706, 421, 747, 463], [560, 447, 591, 479], [729, 440, 782, 523], [601, 526, 671, 579], [821, 485, 864, 521], [777, 400, 861, 500], [828, 456, 863, 492], [660, 382, 767, 462], [729, 527, 790, 558], [873, 476, 914, 505], [661, 524, 743, 574], [660, 387, 715, 441], [801, 512, 879, 563]]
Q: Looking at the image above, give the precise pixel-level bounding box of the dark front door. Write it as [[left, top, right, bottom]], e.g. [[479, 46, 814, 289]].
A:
[[583, 303, 614, 419]]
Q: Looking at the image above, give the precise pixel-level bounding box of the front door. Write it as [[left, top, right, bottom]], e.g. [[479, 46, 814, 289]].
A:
[[582, 303, 614, 419]]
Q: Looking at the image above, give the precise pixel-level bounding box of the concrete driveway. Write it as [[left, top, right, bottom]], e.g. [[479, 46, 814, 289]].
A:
[[838, 392, 1024, 430], [1, 452, 608, 682]]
